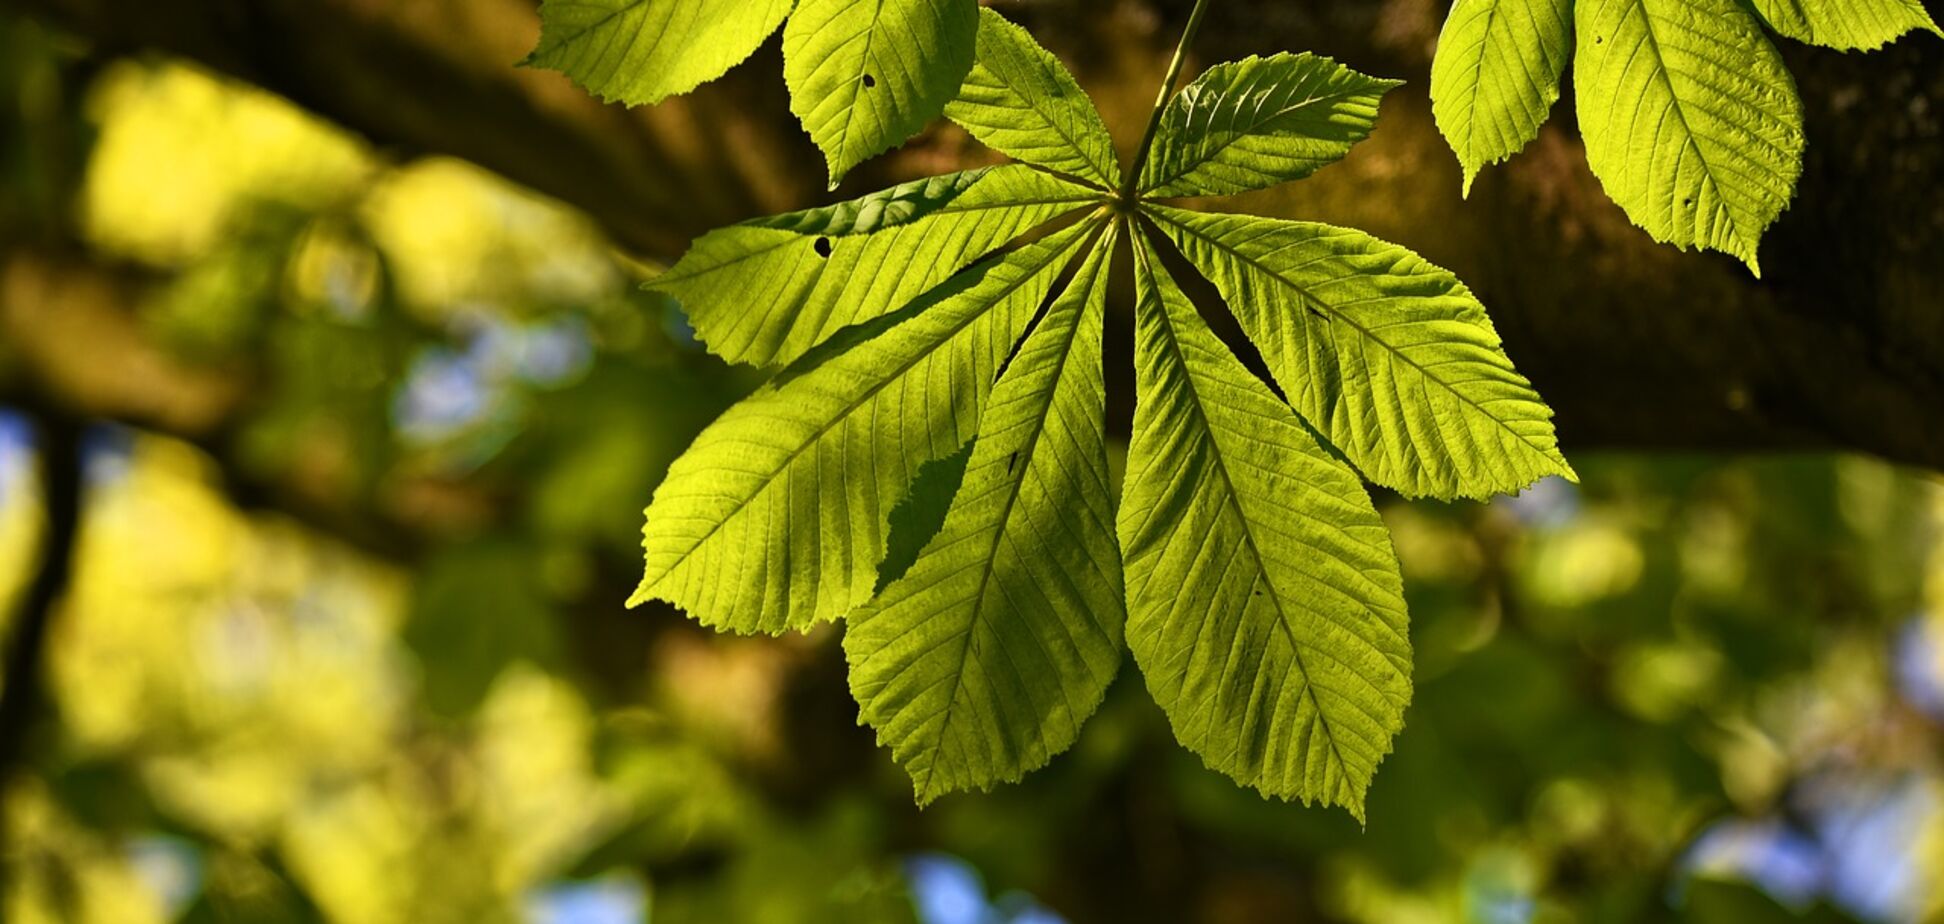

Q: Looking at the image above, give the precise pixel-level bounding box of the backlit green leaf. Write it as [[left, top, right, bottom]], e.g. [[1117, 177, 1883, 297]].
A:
[[783, 0, 980, 186], [1574, 0, 1805, 273], [1121, 233, 1410, 821], [1748, 0, 1942, 51], [630, 218, 1103, 634], [654, 166, 1099, 368], [633, 15, 1573, 811], [945, 7, 1122, 190], [1429, 0, 1574, 194], [525, 0, 793, 106], [1139, 54, 1398, 198], [846, 231, 1123, 803], [1147, 205, 1573, 500]]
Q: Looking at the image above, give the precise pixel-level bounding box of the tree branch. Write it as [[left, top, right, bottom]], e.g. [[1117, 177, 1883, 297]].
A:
[[6, 0, 1943, 469], [0, 402, 83, 877]]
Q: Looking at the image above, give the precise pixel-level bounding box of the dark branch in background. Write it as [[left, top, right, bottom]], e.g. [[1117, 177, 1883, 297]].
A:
[[0, 399, 420, 563], [4, 0, 825, 256], [0, 403, 83, 879], [3, 0, 1942, 472]]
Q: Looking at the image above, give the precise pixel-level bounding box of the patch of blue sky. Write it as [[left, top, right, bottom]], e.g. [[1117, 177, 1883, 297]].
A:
[[127, 833, 205, 918], [394, 347, 490, 442], [1812, 776, 1935, 923], [0, 408, 31, 504], [1894, 616, 1944, 721], [466, 314, 590, 387], [1680, 773, 1941, 922], [1681, 817, 1824, 909], [906, 852, 1068, 924], [524, 874, 647, 924], [1499, 475, 1581, 529], [82, 422, 136, 487]]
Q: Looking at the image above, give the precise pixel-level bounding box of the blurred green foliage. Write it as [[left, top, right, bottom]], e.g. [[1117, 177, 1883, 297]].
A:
[[1, 12, 1941, 924]]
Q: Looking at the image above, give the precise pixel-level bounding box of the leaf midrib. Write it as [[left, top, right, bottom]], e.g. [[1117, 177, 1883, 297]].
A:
[[963, 49, 1117, 190], [1148, 207, 1562, 466], [656, 194, 1099, 285], [1140, 77, 1383, 194], [644, 218, 1102, 590], [916, 249, 1107, 795], [1454, 0, 1507, 159], [1611, 0, 1733, 241], [1135, 238, 1356, 800], [829, 0, 888, 164]]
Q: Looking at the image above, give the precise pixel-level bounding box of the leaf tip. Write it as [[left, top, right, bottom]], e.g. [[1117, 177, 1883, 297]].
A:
[[821, 152, 861, 191], [811, 132, 885, 192], [909, 765, 950, 808]]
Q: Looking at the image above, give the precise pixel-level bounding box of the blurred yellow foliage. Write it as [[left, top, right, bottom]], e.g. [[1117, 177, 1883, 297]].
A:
[[81, 62, 369, 266], [361, 159, 619, 315], [0, 441, 38, 635], [1519, 518, 1644, 608], [3, 780, 169, 924], [0, 432, 634, 921]]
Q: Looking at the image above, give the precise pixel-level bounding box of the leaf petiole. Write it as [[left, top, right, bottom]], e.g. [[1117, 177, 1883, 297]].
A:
[[1122, 0, 1215, 204]]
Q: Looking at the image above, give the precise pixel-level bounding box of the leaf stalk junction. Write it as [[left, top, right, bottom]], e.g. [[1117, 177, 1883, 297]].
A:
[[1122, 0, 1215, 207]]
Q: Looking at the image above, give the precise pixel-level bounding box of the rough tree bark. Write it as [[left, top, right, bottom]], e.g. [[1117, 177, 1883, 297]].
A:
[[6, 0, 1943, 470]]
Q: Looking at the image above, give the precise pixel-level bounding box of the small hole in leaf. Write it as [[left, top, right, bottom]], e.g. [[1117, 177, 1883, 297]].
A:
[[814, 237, 833, 258], [1682, 197, 1692, 206], [1595, 35, 1603, 43], [863, 74, 877, 89]]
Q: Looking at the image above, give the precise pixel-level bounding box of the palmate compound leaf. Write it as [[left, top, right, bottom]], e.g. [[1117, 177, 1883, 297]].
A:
[[654, 165, 1102, 368], [524, 0, 794, 106], [630, 217, 1107, 634], [1747, 0, 1942, 50], [1146, 204, 1574, 501], [1138, 54, 1399, 199], [944, 7, 1123, 190], [635, 9, 1568, 814], [1429, 0, 1574, 195], [785, 0, 980, 186], [846, 227, 1123, 803], [1576, 0, 1806, 274], [1120, 232, 1411, 822]]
